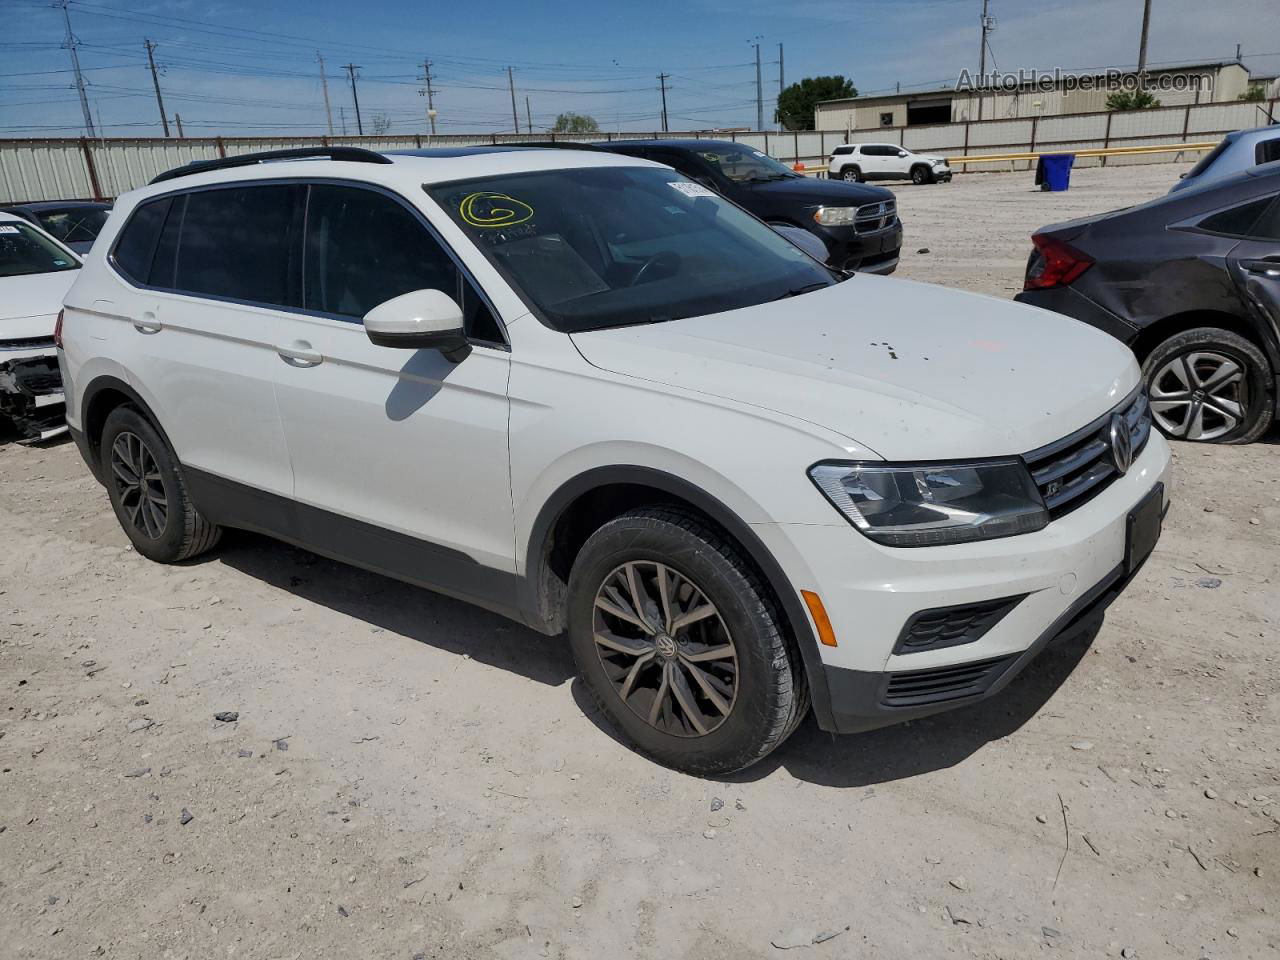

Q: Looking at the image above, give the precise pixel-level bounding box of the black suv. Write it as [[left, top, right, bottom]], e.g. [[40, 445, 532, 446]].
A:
[[597, 139, 902, 274], [1017, 165, 1280, 444]]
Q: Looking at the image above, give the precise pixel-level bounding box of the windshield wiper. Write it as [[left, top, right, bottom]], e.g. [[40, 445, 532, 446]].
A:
[[770, 282, 831, 301]]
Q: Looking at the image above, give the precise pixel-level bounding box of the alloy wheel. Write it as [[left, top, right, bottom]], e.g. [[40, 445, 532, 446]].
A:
[[592, 560, 738, 737], [109, 431, 168, 539], [1149, 350, 1247, 441]]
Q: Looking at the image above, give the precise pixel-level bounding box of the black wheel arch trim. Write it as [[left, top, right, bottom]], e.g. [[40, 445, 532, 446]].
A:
[[522, 464, 838, 732], [76, 375, 176, 486]]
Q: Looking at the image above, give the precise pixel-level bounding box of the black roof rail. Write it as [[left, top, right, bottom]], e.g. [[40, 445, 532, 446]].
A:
[[502, 140, 608, 152], [150, 146, 392, 185]]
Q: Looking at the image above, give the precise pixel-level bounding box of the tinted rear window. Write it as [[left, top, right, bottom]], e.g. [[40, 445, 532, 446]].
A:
[[112, 197, 170, 283], [175, 185, 300, 307], [1199, 197, 1273, 237], [36, 206, 110, 244]]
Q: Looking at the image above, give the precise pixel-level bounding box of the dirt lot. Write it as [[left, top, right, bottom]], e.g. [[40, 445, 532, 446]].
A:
[[2, 162, 1278, 960]]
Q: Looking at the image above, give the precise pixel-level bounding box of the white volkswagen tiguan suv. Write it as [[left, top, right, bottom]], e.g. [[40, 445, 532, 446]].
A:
[[59, 146, 1170, 774]]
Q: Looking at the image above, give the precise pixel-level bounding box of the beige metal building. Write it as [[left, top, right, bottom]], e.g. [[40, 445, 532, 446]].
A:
[[815, 61, 1258, 131]]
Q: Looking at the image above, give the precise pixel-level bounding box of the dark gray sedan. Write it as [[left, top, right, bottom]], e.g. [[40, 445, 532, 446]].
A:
[[1017, 165, 1280, 444], [2, 200, 112, 255]]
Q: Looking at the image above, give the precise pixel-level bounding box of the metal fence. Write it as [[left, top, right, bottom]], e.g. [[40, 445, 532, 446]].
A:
[[1, 98, 1275, 203]]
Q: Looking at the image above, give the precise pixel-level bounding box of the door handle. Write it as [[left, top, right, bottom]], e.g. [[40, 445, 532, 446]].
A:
[[276, 341, 323, 367], [133, 311, 162, 334], [1241, 259, 1280, 278]]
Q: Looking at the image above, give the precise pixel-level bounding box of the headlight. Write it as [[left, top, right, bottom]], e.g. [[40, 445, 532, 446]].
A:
[[808, 460, 1049, 547], [813, 206, 858, 226]]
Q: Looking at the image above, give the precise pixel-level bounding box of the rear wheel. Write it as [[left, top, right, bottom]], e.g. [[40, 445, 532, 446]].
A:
[[101, 406, 222, 561], [567, 507, 806, 775], [1142, 327, 1274, 444], [841, 166, 863, 182]]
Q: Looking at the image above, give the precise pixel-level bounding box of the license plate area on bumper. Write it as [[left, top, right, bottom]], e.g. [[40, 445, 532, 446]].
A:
[[1126, 482, 1164, 575]]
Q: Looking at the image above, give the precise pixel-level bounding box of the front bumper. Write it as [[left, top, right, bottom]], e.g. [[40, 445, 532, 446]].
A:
[[817, 220, 903, 274], [0, 346, 67, 442], [932, 164, 953, 182], [764, 431, 1172, 734]]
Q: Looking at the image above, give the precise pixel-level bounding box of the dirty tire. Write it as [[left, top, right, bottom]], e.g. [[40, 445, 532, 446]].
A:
[[841, 166, 863, 182], [567, 506, 806, 775], [100, 405, 222, 562], [1142, 327, 1274, 444]]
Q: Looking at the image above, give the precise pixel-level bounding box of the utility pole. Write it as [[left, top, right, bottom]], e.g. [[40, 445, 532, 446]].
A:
[[1136, 0, 1153, 82], [144, 39, 171, 137], [777, 42, 784, 130], [657, 72, 670, 133], [507, 67, 519, 133], [977, 0, 994, 120], [421, 59, 437, 136], [340, 105, 348, 136], [56, 0, 95, 138], [754, 42, 763, 131], [317, 52, 334, 136], [174, 113, 184, 138], [525, 95, 533, 134], [343, 64, 363, 135]]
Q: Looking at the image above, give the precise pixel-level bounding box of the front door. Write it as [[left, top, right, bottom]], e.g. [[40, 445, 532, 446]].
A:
[[270, 182, 516, 599]]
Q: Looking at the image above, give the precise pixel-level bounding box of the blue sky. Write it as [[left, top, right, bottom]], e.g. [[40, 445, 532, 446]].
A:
[[1, 0, 1276, 137]]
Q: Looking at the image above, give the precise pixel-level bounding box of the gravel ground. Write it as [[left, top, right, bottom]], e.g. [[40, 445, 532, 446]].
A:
[[2, 162, 1278, 960]]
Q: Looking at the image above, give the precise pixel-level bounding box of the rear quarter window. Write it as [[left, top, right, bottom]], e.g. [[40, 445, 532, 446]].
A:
[[1198, 196, 1274, 238], [112, 197, 171, 283]]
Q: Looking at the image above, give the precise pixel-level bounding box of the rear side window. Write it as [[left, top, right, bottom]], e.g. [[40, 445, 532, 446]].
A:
[[175, 184, 300, 307], [832, 146, 854, 156], [304, 184, 502, 341], [112, 197, 170, 283], [1199, 197, 1274, 238], [1244, 196, 1280, 241]]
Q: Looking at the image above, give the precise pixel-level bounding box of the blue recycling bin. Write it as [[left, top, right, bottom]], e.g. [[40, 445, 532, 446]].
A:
[[1037, 153, 1075, 192]]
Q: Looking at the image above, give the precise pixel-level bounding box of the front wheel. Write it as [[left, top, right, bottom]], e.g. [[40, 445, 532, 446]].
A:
[[911, 165, 930, 185], [566, 507, 807, 775], [1143, 327, 1274, 444]]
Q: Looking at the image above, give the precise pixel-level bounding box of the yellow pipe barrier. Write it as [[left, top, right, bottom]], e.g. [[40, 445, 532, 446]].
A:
[[948, 140, 1219, 165]]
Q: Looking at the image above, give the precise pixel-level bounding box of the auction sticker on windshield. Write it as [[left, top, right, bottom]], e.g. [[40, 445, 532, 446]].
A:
[[667, 181, 716, 198]]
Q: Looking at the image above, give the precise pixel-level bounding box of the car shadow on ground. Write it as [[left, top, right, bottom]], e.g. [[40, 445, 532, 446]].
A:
[[213, 530, 576, 688], [215, 530, 1102, 788]]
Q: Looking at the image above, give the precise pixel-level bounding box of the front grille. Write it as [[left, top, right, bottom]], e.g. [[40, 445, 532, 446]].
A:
[[0, 335, 55, 351], [894, 595, 1026, 655], [854, 199, 897, 234], [1024, 389, 1152, 519], [883, 655, 1017, 707]]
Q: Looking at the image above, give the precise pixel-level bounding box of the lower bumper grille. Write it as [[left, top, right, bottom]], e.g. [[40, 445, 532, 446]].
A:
[[882, 655, 1017, 708], [894, 594, 1026, 655]]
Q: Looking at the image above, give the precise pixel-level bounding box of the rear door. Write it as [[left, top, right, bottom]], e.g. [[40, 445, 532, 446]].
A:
[[1227, 194, 1280, 351], [269, 182, 515, 580], [109, 183, 299, 500]]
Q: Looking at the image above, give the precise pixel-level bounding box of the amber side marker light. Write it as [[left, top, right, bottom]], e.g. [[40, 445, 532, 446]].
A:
[[801, 590, 838, 647]]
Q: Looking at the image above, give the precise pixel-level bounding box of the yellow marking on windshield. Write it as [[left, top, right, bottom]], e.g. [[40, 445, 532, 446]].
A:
[[459, 192, 534, 228]]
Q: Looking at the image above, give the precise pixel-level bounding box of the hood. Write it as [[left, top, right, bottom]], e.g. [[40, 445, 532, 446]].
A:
[[570, 276, 1138, 460], [741, 176, 894, 206], [1, 269, 78, 340]]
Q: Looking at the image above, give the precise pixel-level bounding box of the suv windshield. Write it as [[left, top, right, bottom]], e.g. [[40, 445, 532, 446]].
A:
[[35, 206, 110, 245], [0, 221, 79, 278], [427, 166, 834, 333]]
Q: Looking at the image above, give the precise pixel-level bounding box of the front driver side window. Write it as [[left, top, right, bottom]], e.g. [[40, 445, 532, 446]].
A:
[[304, 183, 502, 341]]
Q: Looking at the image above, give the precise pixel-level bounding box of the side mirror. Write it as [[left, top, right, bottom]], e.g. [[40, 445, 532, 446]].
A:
[[364, 289, 471, 363], [897, 150, 909, 158]]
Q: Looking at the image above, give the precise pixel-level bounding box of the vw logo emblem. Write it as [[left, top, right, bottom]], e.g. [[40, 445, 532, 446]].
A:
[[1108, 413, 1133, 475]]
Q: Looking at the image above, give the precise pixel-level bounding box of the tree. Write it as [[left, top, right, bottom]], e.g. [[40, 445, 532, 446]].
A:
[[776, 76, 857, 131], [1239, 84, 1267, 103], [551, 112, 600, 134], [1106, 89, 1161, 111]]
